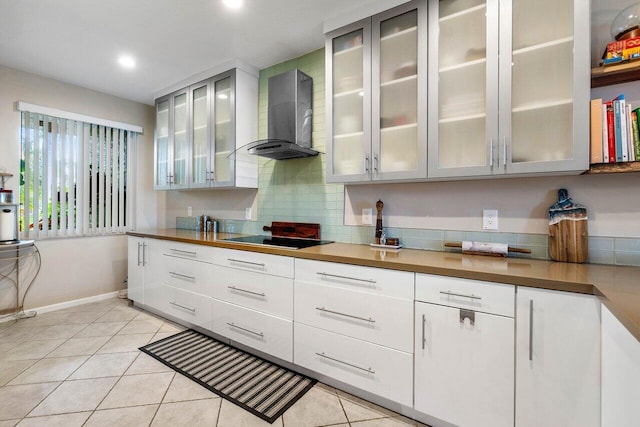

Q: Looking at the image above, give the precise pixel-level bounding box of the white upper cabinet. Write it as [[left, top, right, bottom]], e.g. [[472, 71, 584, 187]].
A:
[[154, 68, 258, 190], [427, 0, 589, 179], [501, 0, 589, 175], [155, 88, 190, 189], [326, 0, 427, 183]]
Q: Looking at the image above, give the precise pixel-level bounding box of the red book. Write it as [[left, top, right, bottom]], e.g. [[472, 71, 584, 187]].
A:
[[605, 101, 616, 163]]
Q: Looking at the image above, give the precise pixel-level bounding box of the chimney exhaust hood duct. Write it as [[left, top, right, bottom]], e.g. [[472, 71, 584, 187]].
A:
[[247, 69, 318, 160]]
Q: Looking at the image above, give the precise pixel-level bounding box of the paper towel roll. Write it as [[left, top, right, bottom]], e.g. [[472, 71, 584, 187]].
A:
[[0, 208, 17, 241], [461, 240, 509, 256]]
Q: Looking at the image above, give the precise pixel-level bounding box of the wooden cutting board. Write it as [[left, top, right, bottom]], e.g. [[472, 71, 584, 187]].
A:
[[263, 222, 320, 239], [548, 189, 588, 263]]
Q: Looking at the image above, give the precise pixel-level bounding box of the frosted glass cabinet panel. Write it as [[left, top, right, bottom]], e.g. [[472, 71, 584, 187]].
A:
[[155, 99, 170, 188], [500, 0, 589, 174], [375, 9, 422, 177], [326, 0, 426, 183], [155, 68, 257, 191], [428, 0, 497, 178], [172, 91, 189, 189], [429, 0, 589, 178], [190, 81, 210, 188], [213, 75, 233, 186], [153, 90, 190, 190], [327, 26, 371, 182]]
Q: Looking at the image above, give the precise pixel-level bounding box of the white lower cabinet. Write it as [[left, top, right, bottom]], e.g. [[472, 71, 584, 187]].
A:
[[601, 304, 640, 427], [159, 284, 213, 330], [212, 299, 293, 363], [127, 237, 145, 303], [128, 236, 165, 307], [211, 265, 293, 319], [294, 323, 413, 407], [414, 301, 514, 427], [294, 281, 413, 353], [515, 287, 600, 427]]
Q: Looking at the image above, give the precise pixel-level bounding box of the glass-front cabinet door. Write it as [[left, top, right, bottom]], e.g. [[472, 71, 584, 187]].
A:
[[154, 96, 171, 189], [428, 0, 498, 178], [171, 89, 190, 189], [189, 80, 210, 188], [372, 2, 427, 181], [211, 72, 235, 187], [326, 23, 372, 183], [500, 0, 588, 174]]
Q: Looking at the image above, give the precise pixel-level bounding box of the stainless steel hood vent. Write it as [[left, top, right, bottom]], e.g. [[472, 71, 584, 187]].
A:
[[247, 69, 318, 160]]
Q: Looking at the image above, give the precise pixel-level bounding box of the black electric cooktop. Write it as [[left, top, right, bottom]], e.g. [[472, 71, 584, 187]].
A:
[[223, 235, 333, 250]]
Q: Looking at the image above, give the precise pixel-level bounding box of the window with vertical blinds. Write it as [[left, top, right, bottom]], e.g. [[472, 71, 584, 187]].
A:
[[20, 111, 137, 239]]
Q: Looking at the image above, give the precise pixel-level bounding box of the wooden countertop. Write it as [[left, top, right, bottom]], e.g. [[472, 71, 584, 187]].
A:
[[128, 229, 640, 342]]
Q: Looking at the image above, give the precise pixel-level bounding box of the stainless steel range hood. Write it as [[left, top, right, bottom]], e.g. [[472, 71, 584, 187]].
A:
[[247, 69, 318, 160]]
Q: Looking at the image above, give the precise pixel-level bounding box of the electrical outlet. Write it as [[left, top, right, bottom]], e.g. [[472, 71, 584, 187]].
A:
[[362, 208, 373, 225], [187, 206, 192, 217], [245, 207, 252, 220], [483, 209, 498, 230]]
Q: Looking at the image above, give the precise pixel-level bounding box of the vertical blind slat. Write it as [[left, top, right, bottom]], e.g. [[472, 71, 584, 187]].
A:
[[41, 115, 50, 239], [83, 124, 91, 235], [20, 112, 134, 239], [118, 130, 125, 232], [59, 119, 67, 233], [105, 127, 112, 233], [32, 116, 41, 237], [22, 112, 32, 239]]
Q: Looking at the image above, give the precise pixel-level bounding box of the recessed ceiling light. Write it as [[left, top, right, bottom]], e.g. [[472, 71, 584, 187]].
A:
[[118, 55, 136, 69], [223, 0, 243, 9]]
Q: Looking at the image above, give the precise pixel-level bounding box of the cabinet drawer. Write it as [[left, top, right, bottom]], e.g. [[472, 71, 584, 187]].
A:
[[214, 248, 294, 278], [161, 285, 213, 330], [163, 255, 213, 296], [294, 323, 413, 407], [212, 266, 293, 320], [295, 259, 414, 300], [416, 274, 515, 317], [212, 299, 293, 363], [294, 281, 413, 353], [162, 241, 216, 263]]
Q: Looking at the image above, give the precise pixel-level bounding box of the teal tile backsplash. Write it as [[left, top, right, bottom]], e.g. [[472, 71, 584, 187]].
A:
[[175, 48, 640, 268]]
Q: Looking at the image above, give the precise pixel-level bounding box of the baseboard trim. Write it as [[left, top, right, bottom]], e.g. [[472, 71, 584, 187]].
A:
[[26, 291, 121, 316]]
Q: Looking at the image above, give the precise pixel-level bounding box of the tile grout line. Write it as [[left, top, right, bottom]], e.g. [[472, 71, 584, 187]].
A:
[[148, 370, 178, 426]]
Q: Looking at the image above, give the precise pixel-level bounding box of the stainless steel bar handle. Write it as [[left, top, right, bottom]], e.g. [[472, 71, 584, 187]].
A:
[[137, 242, 142, 266], [503, 136, 507, 168], [315, 307, 375, 323], [227, 322, 264, 337], [364, 154, 370, 173], [169, 271, 196, 280], [228, 285, 266, 297], [489, 138, 494, 168], [529, 299, 534, 361], [142, 243, 147, 267], [170, 248, 197, 256], [422, 314, 426, 350], [439, 290, 482, 300], [315, 352, 375, 374], [169, 301, 195, 312], [227, 258, 266, 268], [373, 154, 379, 173], [317, 272, 376, 284]]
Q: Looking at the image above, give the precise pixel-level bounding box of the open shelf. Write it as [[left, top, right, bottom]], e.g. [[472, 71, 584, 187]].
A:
[[583, 161, 640, 174], [591, 62, 640, 88]]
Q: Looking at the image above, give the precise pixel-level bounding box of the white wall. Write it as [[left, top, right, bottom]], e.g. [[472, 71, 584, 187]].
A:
[[0, 65, 156, 309], [344, 173, 640, 237]]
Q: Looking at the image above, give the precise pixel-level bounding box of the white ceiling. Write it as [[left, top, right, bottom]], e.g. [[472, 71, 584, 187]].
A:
[[0, 0, 383, 105]]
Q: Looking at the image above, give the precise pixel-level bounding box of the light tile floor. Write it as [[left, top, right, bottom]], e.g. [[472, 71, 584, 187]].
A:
[[0, 298, 428, 427]]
